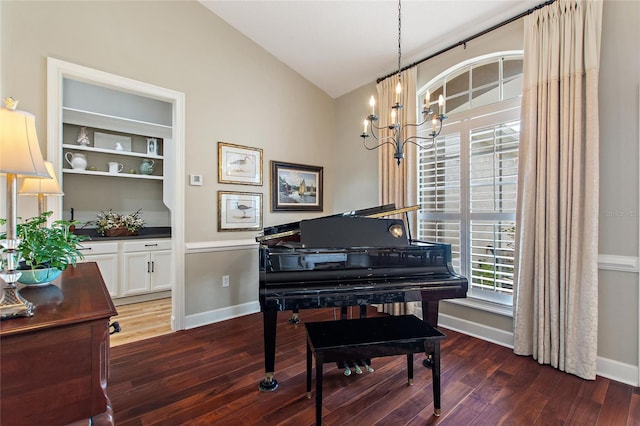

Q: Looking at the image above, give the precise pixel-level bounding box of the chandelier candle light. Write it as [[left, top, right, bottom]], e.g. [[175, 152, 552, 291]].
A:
[[360, 0, 447, 166]]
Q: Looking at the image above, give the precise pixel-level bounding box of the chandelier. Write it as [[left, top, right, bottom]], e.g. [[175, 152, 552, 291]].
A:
[[360, 0, 447, 166]]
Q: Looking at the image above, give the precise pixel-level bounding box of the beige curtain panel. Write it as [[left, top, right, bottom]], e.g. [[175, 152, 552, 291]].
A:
[[377, 67, 417, 316], [513, 0, 603, 380]]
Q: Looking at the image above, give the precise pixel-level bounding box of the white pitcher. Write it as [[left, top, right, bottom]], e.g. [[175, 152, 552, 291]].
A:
[[65, 152, 87, 170], [108, 161, 123, 174]]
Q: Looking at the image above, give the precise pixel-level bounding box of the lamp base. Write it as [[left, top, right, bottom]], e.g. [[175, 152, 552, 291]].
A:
[[0, 285, 34, 319]]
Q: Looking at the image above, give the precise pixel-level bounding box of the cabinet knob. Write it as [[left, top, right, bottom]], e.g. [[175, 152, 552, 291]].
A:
[[145, 243, 158, 247]]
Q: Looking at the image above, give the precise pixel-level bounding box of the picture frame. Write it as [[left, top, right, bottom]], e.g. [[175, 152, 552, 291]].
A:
[[271, 161, 323, 211], [146, 138, 158, 156], [218, 142, 263, 186], [218, 191, 262, 231]]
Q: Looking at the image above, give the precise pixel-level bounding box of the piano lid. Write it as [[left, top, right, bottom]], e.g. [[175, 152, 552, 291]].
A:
[[256, 204, 419, 244]]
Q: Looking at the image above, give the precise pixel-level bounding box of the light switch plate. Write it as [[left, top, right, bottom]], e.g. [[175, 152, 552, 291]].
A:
[[189, 174, 203, 186]]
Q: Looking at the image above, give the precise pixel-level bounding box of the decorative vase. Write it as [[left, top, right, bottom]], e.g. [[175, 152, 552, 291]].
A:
[[139, 158, 154, 175], [17, 267, 62, 287], [65, 152, 88, 170], [77, 127, 90, 146]]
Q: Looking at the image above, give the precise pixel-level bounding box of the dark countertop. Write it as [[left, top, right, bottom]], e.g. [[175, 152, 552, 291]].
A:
[[74, 226, 171, 241]]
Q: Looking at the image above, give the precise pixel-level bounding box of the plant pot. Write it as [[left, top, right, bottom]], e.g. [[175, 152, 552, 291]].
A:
[[104, 227, 138, 237], [17, 267, 62, 287]]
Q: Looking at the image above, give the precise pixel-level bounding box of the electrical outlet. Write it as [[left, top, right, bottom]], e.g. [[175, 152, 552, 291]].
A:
[[222, 275, 229, 287]]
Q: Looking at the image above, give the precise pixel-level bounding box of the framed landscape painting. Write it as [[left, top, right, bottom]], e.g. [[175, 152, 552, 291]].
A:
[[218, 142, 263, 185], [271, 161, 323, 212], [218, 191, 262, 231]]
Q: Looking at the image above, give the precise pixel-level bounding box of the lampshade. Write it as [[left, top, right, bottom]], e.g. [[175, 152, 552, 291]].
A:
[[19, 161, 64, 196], [0, 104, 49, 177]]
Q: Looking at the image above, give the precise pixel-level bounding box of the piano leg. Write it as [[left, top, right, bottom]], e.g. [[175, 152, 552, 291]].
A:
[[359, 304, 367, 318], [340, 306, 348, 319], [259, 310, 279, 392], [422, 300, 439, 368]]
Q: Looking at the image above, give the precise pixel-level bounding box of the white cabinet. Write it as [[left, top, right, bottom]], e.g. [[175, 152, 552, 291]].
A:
[[122, 240, 172, 296], [77, 241, 119, 297]]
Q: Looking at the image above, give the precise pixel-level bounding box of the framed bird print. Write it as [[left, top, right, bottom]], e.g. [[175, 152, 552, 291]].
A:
[[218, 142, 263, 185], [271, 161, 323, 212], [218, 191, 262, 231]]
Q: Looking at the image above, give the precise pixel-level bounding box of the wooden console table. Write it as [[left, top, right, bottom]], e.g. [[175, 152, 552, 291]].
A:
[[0, 262, 118, 426], [305, 315, 446, 425]]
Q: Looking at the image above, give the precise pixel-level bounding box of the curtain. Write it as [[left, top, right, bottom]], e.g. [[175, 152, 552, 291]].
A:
[[513, 0, 603, 380], [376, 67, 418, 316]]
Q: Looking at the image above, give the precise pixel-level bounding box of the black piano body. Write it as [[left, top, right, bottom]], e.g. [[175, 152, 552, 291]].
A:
[[257, 204, 468, 391]]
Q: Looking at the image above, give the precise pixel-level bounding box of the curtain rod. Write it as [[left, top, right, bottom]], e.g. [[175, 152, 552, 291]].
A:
[[376, 0, 556, 84]]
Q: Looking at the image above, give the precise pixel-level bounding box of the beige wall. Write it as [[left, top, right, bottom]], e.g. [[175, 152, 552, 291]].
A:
[[335, 0, 640, 370], [1, 1, 335, 316], [596, 0, 640, 366], [185, 248, 258, 314], [2, 0, 638, 373], [333, 81, 379, 212]]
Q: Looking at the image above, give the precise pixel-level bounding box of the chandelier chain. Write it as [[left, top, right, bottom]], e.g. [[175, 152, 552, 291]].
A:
[[359, 0, 447, 167], [397, 0, 402, 76]]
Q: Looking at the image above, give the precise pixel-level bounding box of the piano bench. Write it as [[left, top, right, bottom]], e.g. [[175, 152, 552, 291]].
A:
[[305, 315, 446, 425]]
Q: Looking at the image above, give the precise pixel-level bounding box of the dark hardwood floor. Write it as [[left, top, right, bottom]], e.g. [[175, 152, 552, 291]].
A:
[[109, 308, 640, 425]]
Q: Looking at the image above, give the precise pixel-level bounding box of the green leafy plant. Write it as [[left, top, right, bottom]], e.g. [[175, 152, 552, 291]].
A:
[[0, 211, 86, 271]]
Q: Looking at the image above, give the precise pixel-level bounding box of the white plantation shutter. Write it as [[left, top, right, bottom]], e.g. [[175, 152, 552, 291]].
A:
[[417, 53, 522, 305]]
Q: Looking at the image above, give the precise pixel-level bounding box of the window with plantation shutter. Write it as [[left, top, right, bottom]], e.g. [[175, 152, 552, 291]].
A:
[[417, 53, 522, 307]]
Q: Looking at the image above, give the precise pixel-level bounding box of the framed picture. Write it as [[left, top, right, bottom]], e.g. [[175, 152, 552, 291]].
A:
[[146, 138, 158, 156], [271, 161, 323, 211], [218, 191, 262, 231], [218, 142, 263, 185]]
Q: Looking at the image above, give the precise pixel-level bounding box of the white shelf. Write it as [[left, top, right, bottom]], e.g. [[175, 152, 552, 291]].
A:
[[63, 168, 163, 180], [62, 144, 163, 160], [63, 107, 172, 139]]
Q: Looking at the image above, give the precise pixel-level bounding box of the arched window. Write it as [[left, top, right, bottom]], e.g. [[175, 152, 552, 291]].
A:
[[416, 52, 522, 307]]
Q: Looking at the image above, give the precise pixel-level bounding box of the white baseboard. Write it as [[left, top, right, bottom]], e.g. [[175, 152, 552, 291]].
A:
[[184, 301, 260, 329], [596, 356, 639, 387], [438, 312, 514, 348], [113, 291, 171, 306], [439, 312, 639, 386]]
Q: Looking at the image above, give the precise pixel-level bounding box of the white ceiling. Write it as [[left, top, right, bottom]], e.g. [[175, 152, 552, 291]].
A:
[[200, 0, 540, 98]]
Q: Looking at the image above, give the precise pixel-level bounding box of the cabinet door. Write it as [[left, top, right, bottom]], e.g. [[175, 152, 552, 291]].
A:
[[150, 250, 172, 292], [82, 255, 119, 298], [122, 252, 151, 296]]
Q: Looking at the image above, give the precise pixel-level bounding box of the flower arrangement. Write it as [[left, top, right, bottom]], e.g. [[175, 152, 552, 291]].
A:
[[95, 209, 144, 236]]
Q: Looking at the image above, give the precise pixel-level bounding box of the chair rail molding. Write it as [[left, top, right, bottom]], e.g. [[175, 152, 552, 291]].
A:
[[597, 254, 639, 273]]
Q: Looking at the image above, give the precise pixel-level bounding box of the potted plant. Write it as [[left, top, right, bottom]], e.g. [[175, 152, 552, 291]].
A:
[[94, 209, 144, 237], [0, 211, 86, 286]]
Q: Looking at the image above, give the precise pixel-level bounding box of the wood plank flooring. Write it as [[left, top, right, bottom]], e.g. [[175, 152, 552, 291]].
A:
[[110, 298, 172, 347], [109, 308, 640, 425]]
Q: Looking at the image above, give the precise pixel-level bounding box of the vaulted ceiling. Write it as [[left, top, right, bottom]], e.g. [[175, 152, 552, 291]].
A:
[[200, 0, 540, 98]]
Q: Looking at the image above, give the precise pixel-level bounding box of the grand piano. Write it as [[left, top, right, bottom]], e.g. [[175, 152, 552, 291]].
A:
[[257, 204, 467, 391]]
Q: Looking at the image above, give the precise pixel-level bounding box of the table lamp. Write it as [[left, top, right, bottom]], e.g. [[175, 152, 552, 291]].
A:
[[19, 161, 64, 218], [0, 97, 50, 318]]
